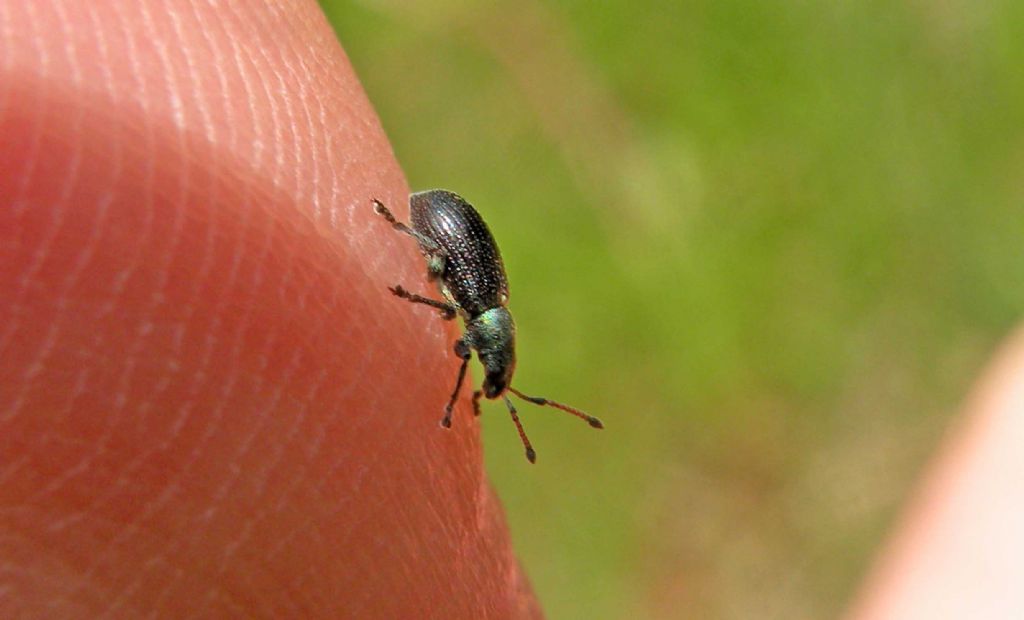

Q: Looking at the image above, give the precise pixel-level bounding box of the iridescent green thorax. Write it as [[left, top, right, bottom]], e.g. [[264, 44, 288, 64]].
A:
[[468, 307, 517, 398]]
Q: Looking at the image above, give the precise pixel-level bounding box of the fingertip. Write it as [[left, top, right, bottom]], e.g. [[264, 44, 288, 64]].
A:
[[0, 1, 536, 617]]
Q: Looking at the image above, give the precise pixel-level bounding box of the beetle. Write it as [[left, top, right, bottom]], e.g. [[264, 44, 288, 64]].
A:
[[372, 189, 603, 463]]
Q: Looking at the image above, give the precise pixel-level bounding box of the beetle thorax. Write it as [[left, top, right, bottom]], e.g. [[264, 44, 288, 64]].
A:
[[468, 307, 517, 398]]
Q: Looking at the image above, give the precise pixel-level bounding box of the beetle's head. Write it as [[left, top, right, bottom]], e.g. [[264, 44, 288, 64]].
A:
[[481, 357, 515, 398], [469, 307, 517, 399]]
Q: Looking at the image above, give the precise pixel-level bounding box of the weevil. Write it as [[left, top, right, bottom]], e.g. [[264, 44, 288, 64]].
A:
[[373, 189, 603, 463]]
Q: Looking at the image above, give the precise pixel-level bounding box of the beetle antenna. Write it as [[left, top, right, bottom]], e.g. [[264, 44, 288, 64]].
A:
[[508, 387, 604, 429], [503, 396, 537, 463]]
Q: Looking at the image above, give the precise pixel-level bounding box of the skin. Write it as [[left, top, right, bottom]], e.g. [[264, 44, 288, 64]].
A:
[[846, 326, 1024, 619], [0, 1, 540, 617]]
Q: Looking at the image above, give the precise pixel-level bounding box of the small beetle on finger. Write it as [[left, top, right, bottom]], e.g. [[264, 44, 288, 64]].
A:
[[373, 190, 603, 463]]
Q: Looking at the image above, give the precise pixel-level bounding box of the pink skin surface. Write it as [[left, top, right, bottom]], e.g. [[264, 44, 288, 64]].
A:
[[847, 327, 1024, 619], [0, 1, 540, 617]]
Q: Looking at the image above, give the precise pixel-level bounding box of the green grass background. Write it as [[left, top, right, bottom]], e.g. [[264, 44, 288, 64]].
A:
[[321, 2, 1023, 618]]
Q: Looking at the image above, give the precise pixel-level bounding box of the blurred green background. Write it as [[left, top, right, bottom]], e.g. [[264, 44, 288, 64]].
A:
[[321, 2, 1022, 618]]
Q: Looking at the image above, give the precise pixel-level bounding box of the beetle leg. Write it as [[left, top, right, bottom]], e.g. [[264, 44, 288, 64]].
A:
[[441, 338, 473, 428], [472, 390, 484, 416], [423, 250, 446, 281], [508, 387, 604, 429], [388, 285, 457, 320], [373, 199, 421, 240], [373, 199, 448, 278]]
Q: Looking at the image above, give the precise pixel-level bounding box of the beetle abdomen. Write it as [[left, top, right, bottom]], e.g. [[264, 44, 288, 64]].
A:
[[410, 190, 509, 316]]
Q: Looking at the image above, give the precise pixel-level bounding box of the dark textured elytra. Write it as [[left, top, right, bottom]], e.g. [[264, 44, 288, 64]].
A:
[[373, 189, 603, 463], [409, 190, 509, 317]]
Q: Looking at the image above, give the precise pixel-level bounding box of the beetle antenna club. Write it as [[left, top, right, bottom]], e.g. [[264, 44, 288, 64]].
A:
[[372, 190, 604, 463]]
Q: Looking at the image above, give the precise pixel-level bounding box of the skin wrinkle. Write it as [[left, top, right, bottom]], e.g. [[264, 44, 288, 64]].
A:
[[0, 563, 30, 613], [166, 122, 234, 462], [284, 461, 379, 612], [95, 205, 231, 609], [84, 6, 140, 325], [291, 42, 340, 216], [83, 13, 196, 585], [0, 3, 8, 73], [46, 0, 83, 86], [320, 98, 341, 224], [0, 3, 52, 364], [58, 132, 256, 594], [78, 12, 159, 469], [204, 339, 303, 560], [73, 202, 249, 611], [260, 377, 331, 532], [167, 23, 239, 396], [16, 184, 114, 502], [213, 2, 265, 167], [237, 20, 288, 190], [272, 56, 312, 203], [82, 22, 243, 569], [84, 207, 273, 606], [49, 127, 187, 540], [326, 427, 423, 611], [136, 193, 286, 610], [0, 456, 30, 491], [137, 2, 185, 131], [249, 21, 304, 196], [179, 195, 219, 359], [183, 1, 238, 153], [10, 84, 84, 393], [19, 200, 116, 509], [145, 119, 191, 312], [259, 363, 368, 567], [97, 556, 167, 619], [250, 44, 286, 188], [166, 4, 217, 144], [124, 556, 174, 620], [281, 10, 368, 229], [291, 58, 321, 212], [258, 366, 332, 518], [243, 278, 354, 551], [194, 381, 311, 616], [83, 5, 115, 96], [95, 5, 155, 317], [262, 9, 323, 211], [29, 368, 92, 501], [168, 123, 257, 475]]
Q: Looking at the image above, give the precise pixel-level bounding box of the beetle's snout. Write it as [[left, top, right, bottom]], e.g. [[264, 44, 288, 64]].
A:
[[482, 372, 509, 399], [480, 346, 515, 399]]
